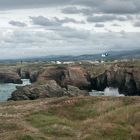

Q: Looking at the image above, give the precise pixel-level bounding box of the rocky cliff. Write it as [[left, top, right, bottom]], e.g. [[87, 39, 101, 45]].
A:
[[8, 62, 140, 101], [91, 63, 140, 96], [0, 72, 22, 84], [37, 66, 91, 90], [9, 66, 90, 100]]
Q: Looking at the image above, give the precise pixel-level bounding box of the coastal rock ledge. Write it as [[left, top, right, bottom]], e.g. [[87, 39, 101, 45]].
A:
[[0, 72, 22, 84]]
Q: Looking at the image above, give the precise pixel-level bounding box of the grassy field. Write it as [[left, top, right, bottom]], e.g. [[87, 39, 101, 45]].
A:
[[0, 96, 139, 140]]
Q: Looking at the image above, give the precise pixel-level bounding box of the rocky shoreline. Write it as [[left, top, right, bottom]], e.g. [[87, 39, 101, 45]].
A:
[[0, 62, 139, 101]]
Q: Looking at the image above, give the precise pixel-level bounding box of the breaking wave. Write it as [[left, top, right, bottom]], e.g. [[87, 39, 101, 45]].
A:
[[90, 87, 124, 96]]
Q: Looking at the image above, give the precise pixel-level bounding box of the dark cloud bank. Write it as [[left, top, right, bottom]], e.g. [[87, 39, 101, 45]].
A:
[[0, 0, 140, 14]]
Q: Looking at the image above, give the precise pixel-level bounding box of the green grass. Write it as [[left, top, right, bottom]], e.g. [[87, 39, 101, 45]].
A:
[[0, 96, 140, 140]]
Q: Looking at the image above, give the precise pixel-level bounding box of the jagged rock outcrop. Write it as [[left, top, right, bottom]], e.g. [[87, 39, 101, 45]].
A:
[[0, 72, 22, 84], [17, 68, 30, 79], [9, 80, 64, 101], [91, 72, 107, 91], [36, 66, 91, 90], [29, 71, 39, 83], [64, 85, 89, 97], [16, 66, 91, 89], [9, 66, 91, 101], [9, 80, 88, 101], [17, 67, 39, 83], [91, 63, 140, 96]]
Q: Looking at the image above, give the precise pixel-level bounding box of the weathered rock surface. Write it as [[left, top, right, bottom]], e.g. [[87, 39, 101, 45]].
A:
[[9, 66, 91, 101], [0, 72, 22, 84], [17, 68, 30, 79], [91, 63, 140, 96], [8, 62, 140, 101], [17, 68, 39, 82], [37, 66, 91, 90], [64, 85, 89, 97], [9, 80, 88, 101], [9, 80, 64, 101], [29, 71, 39, 83]]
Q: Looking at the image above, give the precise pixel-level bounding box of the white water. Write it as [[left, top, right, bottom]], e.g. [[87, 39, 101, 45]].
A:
[[90, 87, 124, 96], [0, 79, 31, 102]]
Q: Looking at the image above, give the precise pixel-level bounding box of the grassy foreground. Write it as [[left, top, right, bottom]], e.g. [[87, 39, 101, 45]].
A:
[[0, 96, 140, 140]]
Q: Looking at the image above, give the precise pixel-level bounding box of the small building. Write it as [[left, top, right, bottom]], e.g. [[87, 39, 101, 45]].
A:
[[56, 61, 61, 64]]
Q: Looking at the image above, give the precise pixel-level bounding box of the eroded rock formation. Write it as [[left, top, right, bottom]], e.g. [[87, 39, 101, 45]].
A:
[[36, 66, 91, 90], [0, 72, 22, 84], [9, 62, 140, 101], [9, 66, 91, 100], [9, 80, 89, 101], [91, 63, 140, 96]]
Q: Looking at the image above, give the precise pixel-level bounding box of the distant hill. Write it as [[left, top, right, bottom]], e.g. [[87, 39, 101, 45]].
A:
[[0, 49, 140, 62], [29, 49, 140, 61]]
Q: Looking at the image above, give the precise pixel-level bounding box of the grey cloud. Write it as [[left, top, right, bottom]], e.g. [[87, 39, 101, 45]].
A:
[[30, 16, 59, 26], [87, 15, 128, 23], [78, 0, 140, 14], [0, 0, 69, 10], [30, 16, 84, 27], [0, 0, 140, 15], [54, 17, 84, 24], [9, 20, 27, 27], [95, 23, 104, 28], [62, 0, 140, 15], [62, 6, 92, 15], [57, 27, 90, 40], [100, 0, 138, 14], [111, 23, 121, 27], [133, 21, 140, 27]]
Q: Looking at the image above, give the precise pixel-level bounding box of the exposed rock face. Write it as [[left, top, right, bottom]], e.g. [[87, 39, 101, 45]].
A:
[[91, 72, 107, 91], [29, 71, 39, 83], [0, 72, 22, 84], [9, 66, 91, 101], [17, 68, 40, 83], [9, 80, 64, 101], [37, 66, 91, 90], [64, 85, 89, 97], [9, 62, 140, 101], [17, 68, 30, 79], [91, 63, 140, 96], [9, 81, 88, 101], [16, 66, 91, 89]]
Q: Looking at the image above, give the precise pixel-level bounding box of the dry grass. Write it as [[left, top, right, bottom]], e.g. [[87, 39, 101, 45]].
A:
[[0, 96, 139, 140]]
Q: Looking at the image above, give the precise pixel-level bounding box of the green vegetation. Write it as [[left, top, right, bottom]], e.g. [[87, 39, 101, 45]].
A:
[[0, 96, 139, 140]]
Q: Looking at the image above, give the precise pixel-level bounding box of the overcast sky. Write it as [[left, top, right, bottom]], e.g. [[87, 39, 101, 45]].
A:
[[0, 0, 140, 59]]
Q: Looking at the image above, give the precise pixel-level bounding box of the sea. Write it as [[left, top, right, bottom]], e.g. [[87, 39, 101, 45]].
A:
[[0, 80, 124, 102], [0, 79, 31, 102]]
